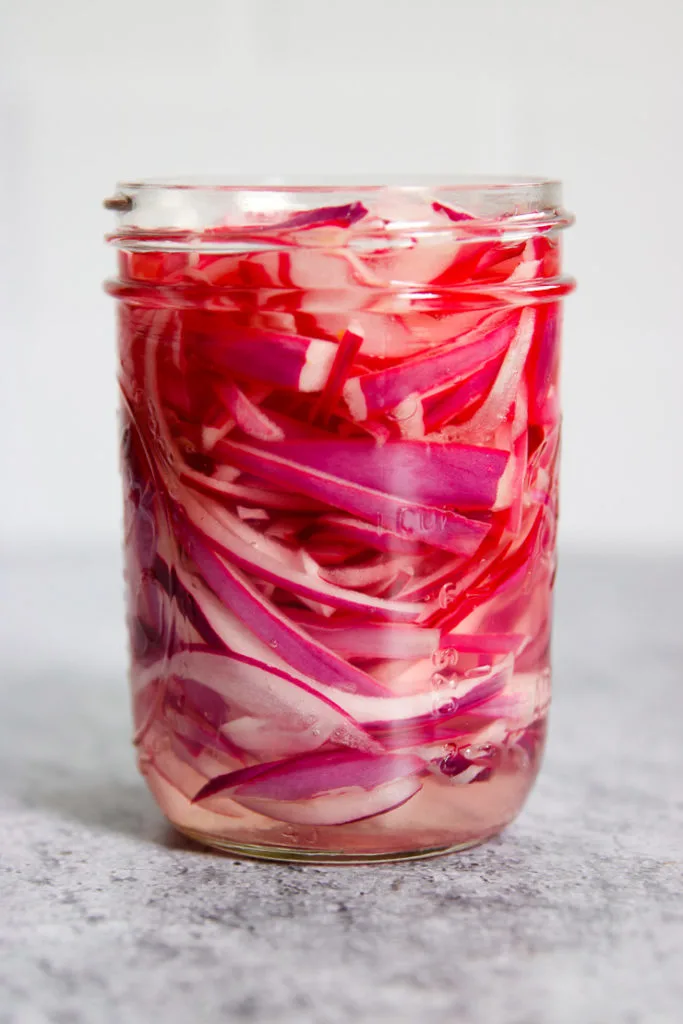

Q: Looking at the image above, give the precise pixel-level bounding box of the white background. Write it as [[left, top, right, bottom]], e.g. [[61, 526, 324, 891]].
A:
[[1, 0, 681, 551]]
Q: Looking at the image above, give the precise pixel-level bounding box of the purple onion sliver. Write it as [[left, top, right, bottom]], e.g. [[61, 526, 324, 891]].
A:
[[249, 438, 508, 512], [193, 326, 337, 393], [432, 200, 475, 223], [193, 749, 425, 804], [214, 438, 490, 556], [274, 202, 368, 231], [343, 311, 519, 420], [175, 513, 392, 697]]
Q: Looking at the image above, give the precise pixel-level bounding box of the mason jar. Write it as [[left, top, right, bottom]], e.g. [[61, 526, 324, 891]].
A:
[[104, 179, 574, 862]]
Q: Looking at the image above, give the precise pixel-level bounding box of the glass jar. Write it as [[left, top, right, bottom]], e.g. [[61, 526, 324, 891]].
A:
[[105, 178, 574, 862]]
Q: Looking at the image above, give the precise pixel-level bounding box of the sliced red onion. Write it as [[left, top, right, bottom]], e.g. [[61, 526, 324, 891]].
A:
[[312, 309, 488, 360], [192, 324, 338, 393], [454, 307, 537, 438], [174, 513, 395, 697], [436, 506, 547, 632], [136, 649, 377, 759], [165, 549, 512, 739], [421, 356, 503, 434], [392, 552, 479, 603], [180, 488, 426, 621], [296, 620, 441, 660], [435, 751, 491, 783], [528, 304, 560, 424], [151, 555, 226, 651], [317, 555, 418, 591], [431, 200, 475, 223], [361, 670, 509, 746], [192, 748, 424, 825], [236, 505, 269, 521], [343, 311, 519, 421], [473, 241, 526, 278], [314, 515, 427, 554], [245, 437, 508, 512], [216, 381, 284, 442], [181, 469, 330, 511], [312, 665, 513, 736], [440, 632, 525, 655], [141, 722, 212, 801], [157, 675, 242, 759], [259, 202, 368, 233], [310, 325, 364, 425], [504, 384, 529, 534], [213, 437, 490, 556]]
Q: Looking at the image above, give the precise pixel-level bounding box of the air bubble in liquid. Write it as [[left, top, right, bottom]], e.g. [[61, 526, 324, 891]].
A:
[[432, 647, 459, 670], [462, 742, 497, 764], [435, 697, 458, 716]]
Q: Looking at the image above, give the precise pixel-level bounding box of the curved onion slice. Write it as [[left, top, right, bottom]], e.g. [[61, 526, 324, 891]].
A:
[[193, 749, 424, 825], [213, 437, 490, 556], [174, 512, 397, 698], [343, 311, 519, 421], [179, 487, 426, 621], [135, 649, 378, 759]]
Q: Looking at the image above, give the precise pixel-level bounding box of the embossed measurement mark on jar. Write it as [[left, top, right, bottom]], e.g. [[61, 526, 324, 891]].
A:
[[373, 510, 450, 534], [397, 508, 449, 535]]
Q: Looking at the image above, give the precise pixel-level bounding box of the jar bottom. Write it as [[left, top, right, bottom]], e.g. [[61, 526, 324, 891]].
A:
[[174, 827, 493, 864], [145, 750, 541, 864]]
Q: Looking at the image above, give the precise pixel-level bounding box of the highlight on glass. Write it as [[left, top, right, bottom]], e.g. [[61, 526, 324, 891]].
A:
[[105, 178, 574, 861]]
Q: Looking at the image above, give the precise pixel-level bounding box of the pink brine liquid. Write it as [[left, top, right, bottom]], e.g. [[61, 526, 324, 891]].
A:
[[109, 188, 571, 860]]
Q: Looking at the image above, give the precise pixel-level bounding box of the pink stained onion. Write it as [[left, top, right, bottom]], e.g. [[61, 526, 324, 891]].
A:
[[178, 487, 427, 621], [216, 381, 284, 442], [310, 324, 364, 425], [312, 514, 427, 554], [239, 437, 510, 511], [291, 619, 442, 661], [212, 437, 491, 556], [190, 323, 339, 393], [135, 649, 378, 760], [268, 202, 368, 232], [342, 311, 520, 421], [453, 307, 537, 438], [173, 511, 398, 697]]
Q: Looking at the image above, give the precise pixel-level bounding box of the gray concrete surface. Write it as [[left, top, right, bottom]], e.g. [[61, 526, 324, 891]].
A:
[[0, 549, 681, 1024]]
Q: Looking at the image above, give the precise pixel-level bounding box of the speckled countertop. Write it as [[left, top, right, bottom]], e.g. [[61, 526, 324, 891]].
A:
[[0, 550, 681, 1024]]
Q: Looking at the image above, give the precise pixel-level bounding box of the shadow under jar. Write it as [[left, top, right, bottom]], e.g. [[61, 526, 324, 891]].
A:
[[105, 179, 574, 863]]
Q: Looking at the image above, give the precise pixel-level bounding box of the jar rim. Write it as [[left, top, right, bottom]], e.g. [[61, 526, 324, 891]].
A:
[[105, 175, 574, 305], [105, 176, 571, 238], [114, 174, 560, 193]]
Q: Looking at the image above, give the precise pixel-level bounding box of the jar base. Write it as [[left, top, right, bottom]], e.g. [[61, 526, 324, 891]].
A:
[[174, 826, 497, 864]]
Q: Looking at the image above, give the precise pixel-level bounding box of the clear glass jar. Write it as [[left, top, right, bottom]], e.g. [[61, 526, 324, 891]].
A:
[[105, 178, 574, 862]]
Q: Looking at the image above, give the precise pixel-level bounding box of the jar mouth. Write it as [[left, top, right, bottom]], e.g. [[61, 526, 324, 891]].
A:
[[105, 176, 572, 242], [115, 174, 560, 192]]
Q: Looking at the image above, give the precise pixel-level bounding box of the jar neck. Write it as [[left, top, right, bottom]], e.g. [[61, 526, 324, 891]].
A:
[[105, 179, 573, 241], [104, 179, 574, 309]]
